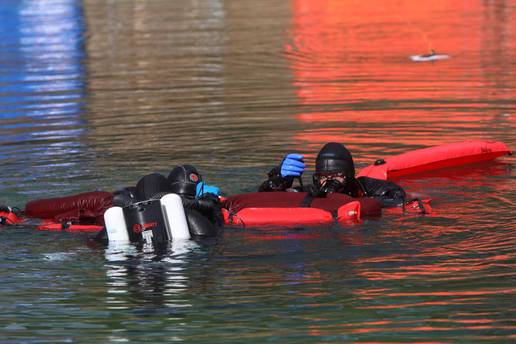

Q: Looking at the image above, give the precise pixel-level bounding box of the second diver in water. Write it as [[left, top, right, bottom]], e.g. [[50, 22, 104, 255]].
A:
[[259, 142, 408, 208]]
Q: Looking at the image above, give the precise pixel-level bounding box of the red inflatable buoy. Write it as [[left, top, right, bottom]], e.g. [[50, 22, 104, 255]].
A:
[[358, 140, 511, 180], [222, 192, 381, 228]]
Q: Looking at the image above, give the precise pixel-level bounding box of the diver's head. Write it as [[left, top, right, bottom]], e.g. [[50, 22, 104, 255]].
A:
[[135, 173, 170, 201], [313, 142, 355, 193], [167, 165, 202, 198]]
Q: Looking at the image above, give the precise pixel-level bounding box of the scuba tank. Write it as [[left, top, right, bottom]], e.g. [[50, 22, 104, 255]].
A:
[[104, 193, 190, 244]]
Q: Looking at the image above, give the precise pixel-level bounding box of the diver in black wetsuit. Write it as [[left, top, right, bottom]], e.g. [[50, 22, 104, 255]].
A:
[[0, 165, 222, 239], [167, 165, 223, 236], [113, 165, 223, 237], [259, 142, 407, 207]]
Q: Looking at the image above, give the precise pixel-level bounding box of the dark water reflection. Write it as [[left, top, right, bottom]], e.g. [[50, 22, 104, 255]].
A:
[[0, 0, 514, 343]]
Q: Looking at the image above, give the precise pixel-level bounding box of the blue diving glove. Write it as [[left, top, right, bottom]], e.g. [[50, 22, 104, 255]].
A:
[[280, 153, 305, 177], [196, 181, 221, 197]]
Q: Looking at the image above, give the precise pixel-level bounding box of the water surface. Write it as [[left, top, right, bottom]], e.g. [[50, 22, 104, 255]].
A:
[[0, 0, 514, 343]]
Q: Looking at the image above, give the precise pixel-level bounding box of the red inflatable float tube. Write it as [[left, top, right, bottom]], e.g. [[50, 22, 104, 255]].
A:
[[0, 209, 105, 233], [358, 140, 511, 180], [222, 192, 379, 228], [382, 198, 432, 216], [337, 201, 361, 225], [223, 207, 334, 227], [222, 202, 361, 229], [0, 206, 23, 225], [25, 191, 112, 226], [36, 220, 104, 233]]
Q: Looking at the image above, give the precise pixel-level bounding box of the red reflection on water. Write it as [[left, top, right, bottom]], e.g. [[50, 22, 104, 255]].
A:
[[295, 110, 493, 126], [240, 232, 319, 241], [291, 130, 469, 162], [288, 0, 515, 102], [306, 317, 511, 338], [286, 0, 515, 147], [353, 242, 514, 280], [357, 257, 513, 281], [358, 288, 516, 298], [349, 324, 502, 333]]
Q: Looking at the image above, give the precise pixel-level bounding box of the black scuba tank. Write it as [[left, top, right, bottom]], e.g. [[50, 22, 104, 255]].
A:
[[123, 199, 170, 245]]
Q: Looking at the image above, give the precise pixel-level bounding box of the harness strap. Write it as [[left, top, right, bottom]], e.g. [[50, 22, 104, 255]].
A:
[[300, 192, 315, 208]]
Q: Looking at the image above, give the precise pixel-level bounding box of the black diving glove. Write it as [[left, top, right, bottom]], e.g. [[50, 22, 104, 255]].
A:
[[258, 154, 305, 192], [258, 166, 295, 191]]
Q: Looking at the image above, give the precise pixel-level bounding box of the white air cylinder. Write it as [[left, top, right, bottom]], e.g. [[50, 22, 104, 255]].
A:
[[161, 193, 190, 240], [104, 206, 130, 243]]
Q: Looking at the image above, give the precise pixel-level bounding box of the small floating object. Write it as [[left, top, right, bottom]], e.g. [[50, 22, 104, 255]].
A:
[[410, 50, 449, 62]]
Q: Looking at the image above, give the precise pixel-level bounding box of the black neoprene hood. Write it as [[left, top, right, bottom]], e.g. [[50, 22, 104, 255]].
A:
[[167, 165, 202, 197], [135, 173, 170, 201], [315, 142, 356, 177]]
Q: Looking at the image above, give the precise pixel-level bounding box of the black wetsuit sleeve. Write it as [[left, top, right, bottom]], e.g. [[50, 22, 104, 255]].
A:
[[185, 208, 219, 237], [258, 166, 296, 192], [357, 176, 406, 207], [182, 193, 224, 228]]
